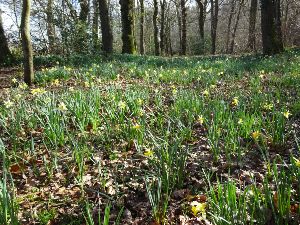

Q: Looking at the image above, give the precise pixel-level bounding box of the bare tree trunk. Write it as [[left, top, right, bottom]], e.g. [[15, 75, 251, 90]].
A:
[[120, 0, 136, 54], [196, 0, 206, 54], [46, 0, 55, 53], [21, 0, 34, 85], [175, 1, 182, 54], [92, 0, 99, 49], [99, 0, 113, 53], [139, 0, 145, 54], [229, 0, 243, 53], [0, 9, 12, 64], [210, 0, 219, 54], [79, 0, 89, 21], [260, 0, 283, 55], [153, 0, 160, 55], [180, 0, 187, 55], [225, 0, 235, 53], [160, 0, 166, 55], [247, 0, 257, 51]]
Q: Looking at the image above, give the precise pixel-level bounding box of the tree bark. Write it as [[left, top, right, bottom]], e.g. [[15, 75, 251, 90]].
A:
[[139, 0, 145, 54], [21, 0, 34, 85], [0, 9, 12, 64], [260, 0, 283, 55], [120, 0, 136, 54], [79, 0, 89, 22], [180, 0, 187, 55], [210, 0, 219, 54], [225, 0, 235, 53], [195, 0, 206, 54], [92, 0, 99, 49], [99, 0, 113, 53], [229, 0, 243, 53], [46, 0, 55, 53], [247, 0, 257, 51], [160, 0, 166, 55], [153, 0, 160, 55]]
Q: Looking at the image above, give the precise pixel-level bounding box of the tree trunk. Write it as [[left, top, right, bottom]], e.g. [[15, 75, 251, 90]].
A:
[[180, 0, 187, 55], [160, 0, 166, 55], [139, 0, 145, 54], [175, 2, 182, 54], [99, 0, 113, 53], [79, 0, 89, 22], [229, 0, 243, 53], [210, 0, 218, 54], [92, 0, 99, 49], [21, 0, 34, 85], [260, 0, 283, 55], [225, 0, 235, 53], [120, 0, 136, 54], [196, 0, 206, 54], [0, 10, 12, 64], [153, 0, 160, 55], [247, 0, 257, 51], [46, 0, 55, 53]]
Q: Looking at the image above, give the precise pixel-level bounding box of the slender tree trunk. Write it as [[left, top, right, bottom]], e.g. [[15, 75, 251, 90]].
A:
[[139, 0, 145, 54], [79, 0, 89, 21], [180, 0, 187, 55], [99, 0, 113, 53], [120, 0, 136, 54], [260, 0, 283, 55], [46, 0, 55, 53], [225, 0, 235, 53], [153, 0, 160, 55], [196, 0, 206, 54], [92, 0, 99, 49], [247, 0, 257, 51], [175, 2, 182, 54], [210, 0, 218, 54], [21, 0, 34, 85], [160, 0, 166, 55], [229, 0, 243, 53], [0, 10, 12, 64]]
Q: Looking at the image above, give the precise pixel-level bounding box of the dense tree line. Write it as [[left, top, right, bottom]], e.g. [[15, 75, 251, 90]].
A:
[[0, 0, 300, 84]]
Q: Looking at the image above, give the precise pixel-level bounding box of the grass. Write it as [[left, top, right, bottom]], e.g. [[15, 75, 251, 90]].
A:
[[0, 49, 300, 224]]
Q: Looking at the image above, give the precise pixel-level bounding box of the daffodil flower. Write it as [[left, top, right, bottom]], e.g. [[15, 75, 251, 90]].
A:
[[118, 101, 127, 110], [231, 97, 239, 106], [31, 88, 47, 95], [144, 149, 154, 157], [293, 157, 300, 168], [203, 90, 209, 96], [282, 110, 291, 119], [132, 123, 141, 130], [238, 118, 243, 125], [190, 201, 206, 218], [252, 131, 260, 140], [58, 102, 68, 111], [4, 100, 14, 109], [197, 115, 204, 125]]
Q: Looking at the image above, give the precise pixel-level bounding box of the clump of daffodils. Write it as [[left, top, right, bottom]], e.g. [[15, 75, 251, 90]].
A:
[[263, 103, 274, 111], [31, 88, 47, 96], [202, 89, 209, 96], [19, 82, 28, 90], [51, 79, 60, 86], [190, 201, 206, 218]]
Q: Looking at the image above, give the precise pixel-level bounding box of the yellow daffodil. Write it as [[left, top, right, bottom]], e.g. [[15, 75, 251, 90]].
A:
[[137, 98, 143, 105], [231, 97, 239, 106], [4, 100, 14, 109], [238, 118, 243, 125], [12, 78, 18, 83], [52, 79, 60, 86], [263, 103, 273, 111], [203, 90, 209, 96], [118, 101, 127, 110], [69, 87, 75, 92], [58, 102, 68, 111], [197, 115, 204, 125], [282, 110, 291, 119], [293, 157, 300, 168], [252, 131, 260, 140], [144, 149, 154, 157], [132, 123, 141, 130], [190, 201, 206, 218], [210, 84, 216, 89]]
